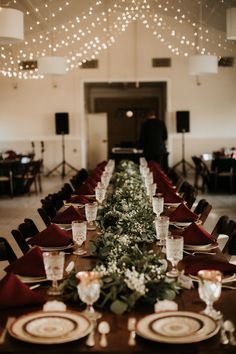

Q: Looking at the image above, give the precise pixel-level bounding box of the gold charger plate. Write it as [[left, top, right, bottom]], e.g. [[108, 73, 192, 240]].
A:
[[16, 275, 48, 284], [136, 311, 220, 344], [8, 311, 92, 344], [40, 242, 74, 252]]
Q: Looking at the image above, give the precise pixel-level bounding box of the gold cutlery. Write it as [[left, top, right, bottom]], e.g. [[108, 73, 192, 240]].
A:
[[86, 321, 96, 347], [127, 317, 136, 346], [0, 317, 15, 344]]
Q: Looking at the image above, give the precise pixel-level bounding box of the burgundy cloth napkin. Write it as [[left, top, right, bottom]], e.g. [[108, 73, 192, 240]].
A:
[[85, 176, 97, 188], [182, 222, 215, 245], [96, 160, 108, 169], [66, 194, 91, 204], [75, 182, 94, 195], [163, 189, 184, 204], [28, 223, 72, 247], [169, 203, 198, 222], [52, 205, 84, 223], [183, 254, 236, 275], [5, 247, 46, 277], [0, 273, 46, 309]]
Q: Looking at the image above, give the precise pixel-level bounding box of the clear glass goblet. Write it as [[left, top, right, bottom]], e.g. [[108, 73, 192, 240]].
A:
[[85, 202, 98, 230], [155, 216, 169, 246], [95, 186, 106, 206], [43, 251, 65, 296], [72, 220, 87, 255], [76, 271, 102, 320], [166, 235, 183, 277], [198, 270, 222, 320], [152, 194, 164, 216]]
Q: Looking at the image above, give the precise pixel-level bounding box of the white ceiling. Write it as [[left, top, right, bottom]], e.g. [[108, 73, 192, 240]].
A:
[[1, 0, 236, 78]]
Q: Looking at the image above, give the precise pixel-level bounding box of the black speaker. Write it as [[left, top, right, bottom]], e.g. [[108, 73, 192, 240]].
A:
[[55, 112, 69, 135], [176, 111, 190, 133]]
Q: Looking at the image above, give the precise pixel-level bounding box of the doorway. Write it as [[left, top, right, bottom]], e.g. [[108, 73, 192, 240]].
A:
[[84, 81, 167, 158]]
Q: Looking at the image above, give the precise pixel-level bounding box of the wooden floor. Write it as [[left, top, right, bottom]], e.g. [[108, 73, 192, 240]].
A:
[[0, 174, 236, 276]]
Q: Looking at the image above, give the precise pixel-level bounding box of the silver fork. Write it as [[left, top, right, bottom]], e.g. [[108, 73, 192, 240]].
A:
[[0, 317, 15, 344]]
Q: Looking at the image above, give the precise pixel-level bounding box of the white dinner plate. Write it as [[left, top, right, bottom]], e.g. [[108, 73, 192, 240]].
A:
[[189, 273, 236, 284], [184, 243, 218, 251], [164, 202, 182, 208], [55, 223, 72, 231], [40, 242, 74, 252], [8, 311, 92, 344], [136, 311, 220, 344], [170, 220, 201, 228], [16, 275, 48, 284]]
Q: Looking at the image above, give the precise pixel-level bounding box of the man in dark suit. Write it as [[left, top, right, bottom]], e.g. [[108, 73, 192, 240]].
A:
[[139, 110, 168, 169]]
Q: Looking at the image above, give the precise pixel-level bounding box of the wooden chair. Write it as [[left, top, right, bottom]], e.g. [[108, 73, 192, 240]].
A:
[[37, 202, 56, 227], [212, 158, 236, 194], [193, 199, 212, 225], [0, 164, 14, 197], [191, 156, 215, 193], [11, 218, 39, 254], [179, 181, 197, 208], [70, 168, 88, 189], [0, 237, 17, 263]]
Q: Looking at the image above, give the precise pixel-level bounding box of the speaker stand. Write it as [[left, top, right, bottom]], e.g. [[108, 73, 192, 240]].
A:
[[172, 130, 194, 177], [46, 133, 78, 179]]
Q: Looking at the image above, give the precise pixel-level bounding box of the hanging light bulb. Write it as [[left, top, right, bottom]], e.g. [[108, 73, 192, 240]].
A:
[[0, 7, 24, 45]]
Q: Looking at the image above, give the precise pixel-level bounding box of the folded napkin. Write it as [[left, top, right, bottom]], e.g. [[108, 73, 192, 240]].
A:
[[66, 195, 91, 204], [85, 176, 98, 188], [169, 203, 198, 222], [182, 222, 215, 245], [0, 273, 46, 309], [5, 247, 46, 277], [96, 160, 108, 169], [183, 254, 236, 275], [28, 223, 72, 247], [164, 191, 183, 204], [52, 205, 84, 223], [75, 182, 94, 195]]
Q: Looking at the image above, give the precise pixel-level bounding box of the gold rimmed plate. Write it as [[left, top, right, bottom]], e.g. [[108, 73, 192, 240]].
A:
[[184, 243, 218, 251], [136, 311, 220, 344], [189, 273, 236, 284], [40, 242, 74, 252], [16, 275, 48, 284], [8, 311, 92, 344]]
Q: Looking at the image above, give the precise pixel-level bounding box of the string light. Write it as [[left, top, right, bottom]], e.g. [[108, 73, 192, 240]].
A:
[[0, 0, 235, 79]]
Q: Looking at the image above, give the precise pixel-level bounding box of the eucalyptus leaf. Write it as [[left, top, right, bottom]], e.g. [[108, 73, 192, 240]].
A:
[[110, 300, 128, 315]]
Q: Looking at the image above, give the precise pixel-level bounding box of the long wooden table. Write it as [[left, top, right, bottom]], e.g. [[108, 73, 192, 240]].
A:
[[1, 228, 236, 353]]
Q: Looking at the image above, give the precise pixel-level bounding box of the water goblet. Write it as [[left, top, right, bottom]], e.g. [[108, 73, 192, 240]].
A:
[[101, 172, 111, 188], [152, 194, 164, 216], [72, 220, 87, 255], [154, 216, 169, 246], [198, 270, 222, 320], [76, 271, 102, 320], [166, 235, 183, 277], [85, 202, 98, 230], [43, 251, 65, 296], [95, 186, 106, 206]]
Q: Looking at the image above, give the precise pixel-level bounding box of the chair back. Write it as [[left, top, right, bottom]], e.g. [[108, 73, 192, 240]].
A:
[[0, 237, 17, 263], [11, 229, 30, 254], [193, 199, 212, 225]]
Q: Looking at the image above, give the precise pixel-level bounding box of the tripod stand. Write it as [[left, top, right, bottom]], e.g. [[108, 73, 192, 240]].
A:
[[46, 132, 78, 178], [173, 130, 194, 176]]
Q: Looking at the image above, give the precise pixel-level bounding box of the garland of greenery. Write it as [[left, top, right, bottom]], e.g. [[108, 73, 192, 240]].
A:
[[63, 160, 180, 314]]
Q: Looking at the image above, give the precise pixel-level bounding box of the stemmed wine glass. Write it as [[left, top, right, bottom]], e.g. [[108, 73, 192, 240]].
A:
[[95, 186, 106, 206], [76, 271, 102, 320], [85, 202, 98, 230], [152, 194, 164, 216], [198, 270, 222, 319], [166, 235, 183, 277], [72, 220, 87, 255], [154, 216, 169, 246], [43, 251, 65, 295]]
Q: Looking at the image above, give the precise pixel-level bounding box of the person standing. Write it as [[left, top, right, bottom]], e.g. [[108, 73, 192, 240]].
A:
[[139, 110, 168, 169]]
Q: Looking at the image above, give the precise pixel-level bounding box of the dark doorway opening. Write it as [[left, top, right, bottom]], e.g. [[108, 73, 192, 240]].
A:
[[84, 81, 167, 157]]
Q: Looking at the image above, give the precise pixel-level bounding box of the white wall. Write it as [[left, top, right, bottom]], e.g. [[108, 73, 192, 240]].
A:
[[0, 21, 236, 171]]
